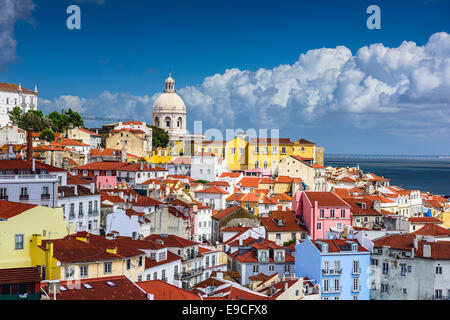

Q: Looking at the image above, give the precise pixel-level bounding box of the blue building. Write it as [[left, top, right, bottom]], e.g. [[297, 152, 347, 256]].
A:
[[294, 236, 371, 300], [226, 237, 295, 286]]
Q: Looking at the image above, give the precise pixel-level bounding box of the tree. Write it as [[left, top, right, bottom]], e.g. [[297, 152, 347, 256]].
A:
[[48, 109, 84, 132], [149, 125, 169, 149], [39, 129, 56, 143]]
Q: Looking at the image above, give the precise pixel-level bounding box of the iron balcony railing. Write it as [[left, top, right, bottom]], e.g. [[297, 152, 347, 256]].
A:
[[431, 295, 449, 300], [322, 269, 342, 275], [41, 194, 50, 200], [0, 174, 57, 180], [352, 285, 362, 293], [19, 194, 29, 200], [0, 195, 8, 200], [179, 267, 204, 279]]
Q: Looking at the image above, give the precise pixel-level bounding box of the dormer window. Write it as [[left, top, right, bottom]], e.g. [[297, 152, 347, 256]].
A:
[[352, 243, 358, 252], [321, 243, 328, 253]]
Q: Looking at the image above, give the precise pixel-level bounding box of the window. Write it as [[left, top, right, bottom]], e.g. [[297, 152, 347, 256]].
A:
[[353, 260, 360, 274], [161, 269, 166, 281], [330, 210, 335, 218], [340, 209, 345, 218], [239, 148, 245, 155], [323, 279, 329, 292], [337, 223, 342, 229], [401, 264, 407, 276], [382, 262, 389, 274], [255, 146, 259, 154], [158, 252, 166, 261], [353, 295, 359, 300], [435, 289, 442, 299], [381, 284, 389, 293], [80, 265, 88, 278], [252, 265, 259, 274], [231, 148, 236, 154], [205, 256, 209, 268], [319, 209, 325, 218], [79, 202, 84, 217], [104, 262, 112, 274], [353, 278, 359, 292], [334, 278, 340, 292], [323, 261, 329, 273], [211, 255, 216, 266], [65, 267, 75, 279], [254, 161, 259, 169], [0, 187, 7, 199], [138, 275, 142, 282], [281, 147, 286, 154], [276, 233, 281, 240], [371, 258, 378, 266], [334, 260, 341, 273], [402, 288, 407, 294], [436, 265, 442, 274], [408, 266, 412, 273], [153, 272, 157, 280], [15, 234, 24, 250], [272, 146, 277, 154], [269, 264, 275, 272], [42, 186, 49, 195], [295, 289, 299, 296], [317, 223, 322, 230], [263, 161, 268, 169]]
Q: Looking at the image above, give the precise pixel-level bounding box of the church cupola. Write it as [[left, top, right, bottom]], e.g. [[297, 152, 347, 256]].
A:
[[164, 73, 175, 93]]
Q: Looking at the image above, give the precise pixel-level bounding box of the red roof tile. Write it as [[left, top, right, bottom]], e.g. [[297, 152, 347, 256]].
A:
[[137, 280, 201, 300], [0, 200, 38, 219]]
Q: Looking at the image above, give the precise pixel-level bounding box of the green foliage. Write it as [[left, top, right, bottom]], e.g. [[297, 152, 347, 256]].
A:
[[39, 129, 56, 142], [48, 109, 84, 132], [149, 125, 169, 149], [8, 108, 52, 132], [195, 180, 210, 184], [283, 239, 296, 247]]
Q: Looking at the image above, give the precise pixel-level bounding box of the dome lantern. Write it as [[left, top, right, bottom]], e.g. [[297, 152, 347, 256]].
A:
[[164, 73, 175, 93]]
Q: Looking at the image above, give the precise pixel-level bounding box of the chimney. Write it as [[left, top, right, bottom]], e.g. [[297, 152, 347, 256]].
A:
[[32, 158, 36, 172], [284, 282, 288, 291], [27, 130, 33, 161], [423, 244, 431, 258], [48, 280, 61, 297], [74, 185, 78, 196], [239, 237, 243, 246]]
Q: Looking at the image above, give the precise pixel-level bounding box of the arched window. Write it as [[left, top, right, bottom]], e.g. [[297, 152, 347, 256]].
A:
[[155, 117, 160, 127], [263, 161, 268, 169], [177, 117, 182, 128], [254, 161, 259, 169], [165, 116, 171, 128]]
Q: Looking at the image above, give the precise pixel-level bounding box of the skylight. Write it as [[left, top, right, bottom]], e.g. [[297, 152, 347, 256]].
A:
[[106, 281, 116, 287], [60, 286, 67, 291], [83, 283, 93, 289]]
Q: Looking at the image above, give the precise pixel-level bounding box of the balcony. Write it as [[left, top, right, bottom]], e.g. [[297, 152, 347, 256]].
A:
[[174, 273, 180, 280], [19, 194, 29, 200], [179, 267, 204, 279], [41, 194, 50, 200], [0, 195, 8, 200], [0, 174, 57, 181], [88, 210, 98, 217], [322, 269, 342, 276]]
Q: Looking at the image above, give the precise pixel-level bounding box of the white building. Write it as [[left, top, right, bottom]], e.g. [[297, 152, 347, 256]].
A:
[[58, 185, 102, 234], [191, 153, 226, 181], [0, 159, 67, 207], [371, 231, 450, 300], [194, 185, 228, 210], [195, 205, 213, 243], [152, 75, 204, 153], [0, 125, 25, 145], [0, 83, 38, 127]]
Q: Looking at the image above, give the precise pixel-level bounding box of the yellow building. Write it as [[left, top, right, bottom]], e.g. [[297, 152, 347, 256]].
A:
[[30, 233, 146, 282], [198, 140, 226, 157], [247, 138, 293, 171], [105, 128, 151, 158], [225, 137, 248, 170], [143, 147, 173, 164], [437, 211, 450, 229], [0, 201, 72, 270]]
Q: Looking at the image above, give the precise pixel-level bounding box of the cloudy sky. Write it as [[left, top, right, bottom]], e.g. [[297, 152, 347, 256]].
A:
[[1, 0, 450, 155]]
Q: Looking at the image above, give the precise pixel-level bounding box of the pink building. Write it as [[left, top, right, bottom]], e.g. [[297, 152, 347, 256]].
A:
[[93, 175, 117, 190], [292, 191, 352, 240]]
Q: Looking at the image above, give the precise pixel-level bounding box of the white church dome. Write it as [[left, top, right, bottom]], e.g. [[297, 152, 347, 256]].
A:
[[152, 74, 186, 113]]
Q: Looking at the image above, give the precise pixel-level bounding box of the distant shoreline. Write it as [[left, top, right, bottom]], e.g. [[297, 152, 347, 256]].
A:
[[325, 154, 450, 161]]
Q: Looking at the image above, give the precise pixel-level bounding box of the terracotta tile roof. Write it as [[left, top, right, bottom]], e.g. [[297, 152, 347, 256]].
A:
[[78, 127, 100, 136], [206, 181, 230, 187], [248, 272, 277, 281], [312, 239, 369, 253], [132, 195, 164, 207], [48, 276, 148, 300], [137, 280, 201, 300], [226, 192, 245, 202], [290, 156, 313, 168], [294, 138, 315, 145], [211, 284, 269, 300], [0, 83, 35, 94], [220, 172, 242, 178], [408, 217, 443, 224], [0, 200, 38, 219], [195, 185, 228, 194], [101, 193, 125, 204], [212, 206, 242, 220], [0, 267, 41, 285], [333, 188, 350, 198], [249, 138, 292, 145], [67, 175, 91, 185], [342, 197, 381, 216], [237, 177, 261, 188], [144, 234, 199, 248], [90, 148, 122, 157], [0, 159, 66, 172], [411, 224, 450, 236], [304, 192, 350, 207], [373, 234, 415, 250], [416, 240, 450, 260], [275, 176, 294, 183], [260, 211, 306, 232], [58, 185, 99, 198], [270, 193, 293, 202], [168, 157, 191, 165]]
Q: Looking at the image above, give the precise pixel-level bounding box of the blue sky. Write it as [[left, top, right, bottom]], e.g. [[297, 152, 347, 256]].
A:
[[1, 0, 450, 155]]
